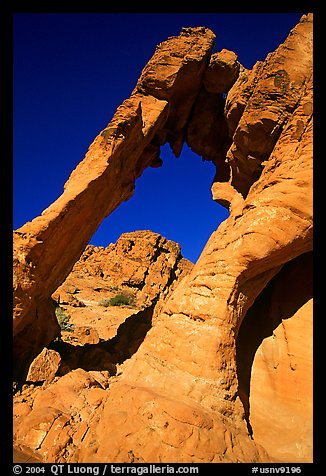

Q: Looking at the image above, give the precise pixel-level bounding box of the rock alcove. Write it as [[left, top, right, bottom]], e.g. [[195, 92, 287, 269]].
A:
[[13, 16, 313, 463]]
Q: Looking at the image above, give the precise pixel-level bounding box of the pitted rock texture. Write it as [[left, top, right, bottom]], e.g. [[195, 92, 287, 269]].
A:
[[221, 14, 313, 198], [51, 231, 191, 376], [56, 230, 193, 310], [26, 348, 61, 383], [13, 14, 313, 463]]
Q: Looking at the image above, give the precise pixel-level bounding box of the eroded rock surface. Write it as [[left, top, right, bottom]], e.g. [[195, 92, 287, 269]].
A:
[[237, 252, 313, 462], [26, 348, 61, 383], [13, 27, 215, 379], [57, 230, 193, 309], [13, 14, 313, 463]]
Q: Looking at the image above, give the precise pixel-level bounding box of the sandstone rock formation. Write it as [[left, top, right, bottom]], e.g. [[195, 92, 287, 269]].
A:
[[13, 14, 313, 464], [57, 230, 193, 310], [26, 348, 61, 383], [13, 27, 215, 380], [14, 231, 193, 461], [238, 252, 313, 462], [52, 230, 191, 375]]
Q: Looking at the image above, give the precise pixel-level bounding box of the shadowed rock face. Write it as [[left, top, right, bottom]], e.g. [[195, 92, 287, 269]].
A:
[[13, 15, 313, 463]]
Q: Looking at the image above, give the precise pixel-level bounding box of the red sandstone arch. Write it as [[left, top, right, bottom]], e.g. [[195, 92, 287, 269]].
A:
[[13, 16, 313, 463]]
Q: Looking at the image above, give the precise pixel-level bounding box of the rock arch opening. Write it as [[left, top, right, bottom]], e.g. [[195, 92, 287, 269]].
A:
[[13, 16, 313, 463], [90, 142, 229, 264], [13, 25, 242, 379], [236, 251, 313, 460], [46, 141, 229, 380]]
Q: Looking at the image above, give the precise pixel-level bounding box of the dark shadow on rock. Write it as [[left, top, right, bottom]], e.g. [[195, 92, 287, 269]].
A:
[[50, 303, 155, 376]]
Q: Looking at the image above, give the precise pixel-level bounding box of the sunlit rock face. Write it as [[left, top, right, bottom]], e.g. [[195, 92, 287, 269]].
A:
[[13, 14, 313, 464], [13, 26, 215, 379], [236, 252, 313, 462]]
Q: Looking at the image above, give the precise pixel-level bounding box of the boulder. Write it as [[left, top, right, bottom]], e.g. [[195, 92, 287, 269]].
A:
[[203, 49, 240, 93], [26, 348, 61, 383]]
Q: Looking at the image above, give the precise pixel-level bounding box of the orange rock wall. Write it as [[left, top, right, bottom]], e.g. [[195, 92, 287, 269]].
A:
[[237, 252, 313, 462], [13, 16, 313, 463]]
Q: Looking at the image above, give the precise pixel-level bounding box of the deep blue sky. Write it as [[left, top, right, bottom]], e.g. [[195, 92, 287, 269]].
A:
[[13, 13, 304, 263]]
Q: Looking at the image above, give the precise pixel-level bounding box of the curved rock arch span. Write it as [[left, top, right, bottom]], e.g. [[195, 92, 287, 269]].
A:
[[13, 16, 313, 463]]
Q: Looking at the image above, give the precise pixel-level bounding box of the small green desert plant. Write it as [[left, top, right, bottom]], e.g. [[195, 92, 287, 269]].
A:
[[99, 298, 112, 307], [99, 293, 134, 307], [55, 305, 75, 332], [110, 293, 133, 306]]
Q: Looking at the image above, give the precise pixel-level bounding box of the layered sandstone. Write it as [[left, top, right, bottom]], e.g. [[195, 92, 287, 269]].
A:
[[13, 14, 313, 464]]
